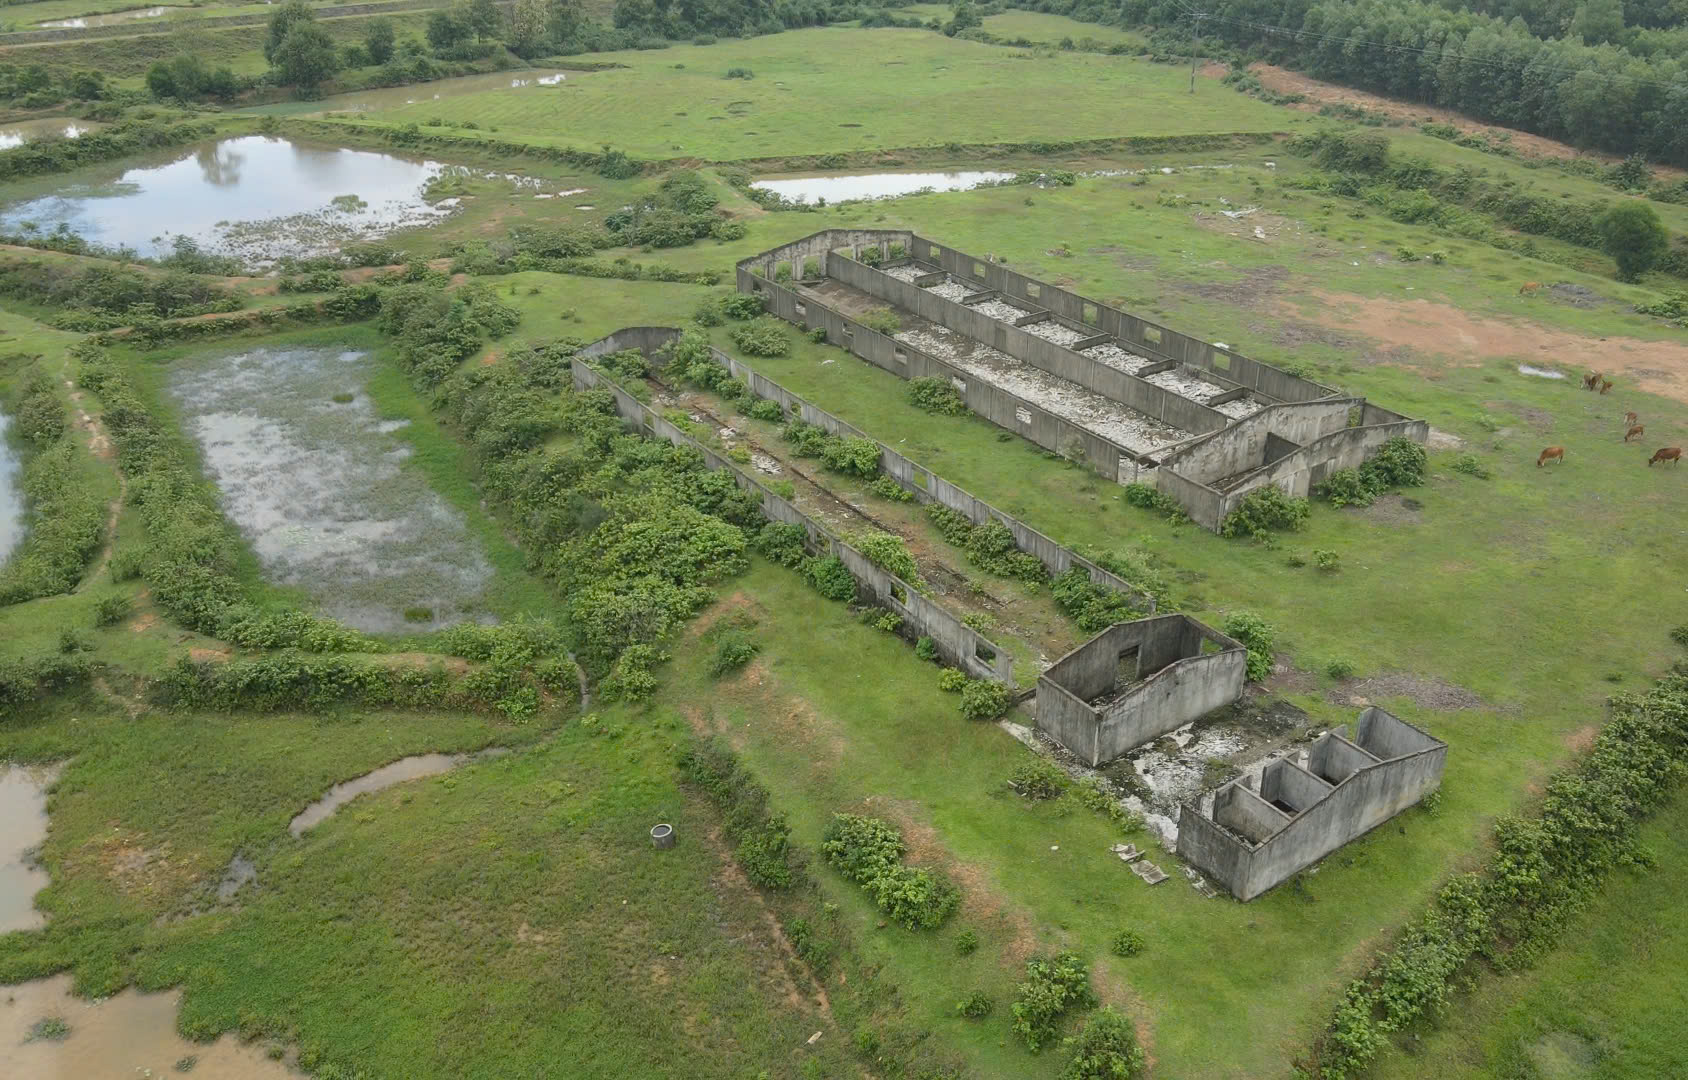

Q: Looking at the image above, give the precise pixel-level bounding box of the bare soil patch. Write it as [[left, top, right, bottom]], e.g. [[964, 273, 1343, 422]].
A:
[[1286, 290, 1688, 405], [1172, 264, 1290, 309], [1328, 673, 1485, 712], [1351, 493, 1424, 527]]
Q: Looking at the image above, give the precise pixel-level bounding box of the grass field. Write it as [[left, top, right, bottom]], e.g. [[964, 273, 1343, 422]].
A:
[[306, 28, 1294, 160], [2, 9, 1688, 1079]]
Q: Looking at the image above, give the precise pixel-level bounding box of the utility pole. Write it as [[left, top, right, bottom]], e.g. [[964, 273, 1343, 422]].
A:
[[1189, 12, 1203, 94]]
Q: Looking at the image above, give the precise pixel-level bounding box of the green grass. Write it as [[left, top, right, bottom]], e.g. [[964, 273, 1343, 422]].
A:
[[303, 27, 1294, 160]]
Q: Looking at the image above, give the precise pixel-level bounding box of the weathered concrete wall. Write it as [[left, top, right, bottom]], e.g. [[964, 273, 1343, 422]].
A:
[[1259, 758, 1333, 812], [1036, 615, 1247, 767], [741, 270, 1145, 483], [707, 348, 1154, 611], [1214, 783, 1291, 844], [827, 252, 1230, 436], [906, 233, 1342, 403], [1176, 708, 1447, 901], [1159, 400, 1359, 486], [575, 328, 1013, 684], [738, 230, 916, 284]]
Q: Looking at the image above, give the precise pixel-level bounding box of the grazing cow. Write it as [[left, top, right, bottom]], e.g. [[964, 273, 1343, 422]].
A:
[[1538, 446, 1565, 467], [1520, 282, 1542, 296], [1583, 371, 1602, 391], [1625, 424, 1645, 442], [1625, 411, 1639, 426], [1649, 447, 1683, 466], [1598, 376, 1613, 394]]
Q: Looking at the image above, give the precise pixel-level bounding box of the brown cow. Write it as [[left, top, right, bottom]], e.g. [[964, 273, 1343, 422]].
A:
[[1649, 447, 1683, 466], [1538, 446, 1565, 467], [1583, 371, 1603, 391], [1625, 411, 1639, 426], [1598, 377, 1614, 394], [1625, 424, 1645, 442]]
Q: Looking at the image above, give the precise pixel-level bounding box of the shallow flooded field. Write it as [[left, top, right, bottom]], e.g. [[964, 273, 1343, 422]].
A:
[[0, 412, 22, 568], [0, 135, 453, 263], [0, 119, 97, 150], [0, 763, 56, 934], [168, 346, 494, 633], [751, 170, 1016, 203]]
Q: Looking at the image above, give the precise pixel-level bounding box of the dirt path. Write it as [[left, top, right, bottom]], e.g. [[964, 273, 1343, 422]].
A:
[[1285, 290, 1688, 405], [64, 376, 123, 592], [1239, 63, 1684, 176]]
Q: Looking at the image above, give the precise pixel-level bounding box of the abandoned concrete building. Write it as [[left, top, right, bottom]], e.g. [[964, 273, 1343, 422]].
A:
[[738, 230, 1428, 531], [1176, 708, 1448, 901], [1036, 614, 1247, 767]]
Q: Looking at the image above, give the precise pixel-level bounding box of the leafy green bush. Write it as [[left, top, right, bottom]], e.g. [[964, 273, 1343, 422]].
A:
[[0, 654, 92, 719], [1313, 548, 1341, 572], [93, 594, 132, 628], [915, 636, 939, 662], [752, 521, 808, 566], [1223, 611, 1276, 682], [860, 307, 902, 334], [938, 668, 969, 692], [1220, 486, 1310, 540], [678, 738, 801, 890], [960, 678, 1012, 721], [908, 376, 967, 415], [1316, 468, 1378, 509], [1121, 482, 1188, 523], [721, 293, 765, 319], [820, 435, 881, 478], [708, 630, 759, 677], [1010, 758, 1068, 800], [729, 317, 791, 357], [781, 419, 829, 456], [1060, 1006, 1147, 1080], [868, 865, 960, 929], [821, 813, 905, 881], [1109, 929, 1145, 958], [1326, 658, 1356, 679], [1052, 567, 1143, 632], [853, 531, 918, 583], [868, 475, 913, 502], [1450, 454, 1490, 479], [820, 813, 960, 929], [957, 992, 995, 1019], [955, 928, 979, 955], [1672, 625, 1688, 647], [746, 398, 783, 422], [600, 643, 662, 703], [803, 555, 857, 602], [1012, 953, 1098, 1052]]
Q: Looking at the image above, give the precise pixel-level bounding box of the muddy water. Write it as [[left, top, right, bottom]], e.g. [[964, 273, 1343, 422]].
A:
[[0, 119, 96, 150], [0, 412, 24, 567], [290, 749, 507, 836], [169, 347, 493, 633], [0, 764, 58, 934], [0, 135, 451, 263], [752, 170, 1016, 203], [0, 973, 300, 1078], [301, 69, 574, 115], [35, 5, 184, 27]]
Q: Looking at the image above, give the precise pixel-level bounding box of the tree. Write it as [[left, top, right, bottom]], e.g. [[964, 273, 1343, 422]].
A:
[[365, 17, 396, 64], [1598, 201, 1669, 281], [548, 0, 585, 43], [272, 22, 341, 91], [264, 0, 316, 63], [466, 0, 503, 41], [507, 0, 549, 54], [426, 8, 472, 51]]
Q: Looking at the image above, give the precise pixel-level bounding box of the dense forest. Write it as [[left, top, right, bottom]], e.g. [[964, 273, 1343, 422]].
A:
[[1023, 0, 1688, 163]]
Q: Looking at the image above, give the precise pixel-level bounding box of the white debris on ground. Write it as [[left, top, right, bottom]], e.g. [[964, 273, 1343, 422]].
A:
[[1145, 368, 1227, 400], [882, 264, 929, 282], [895, 326, 1192, 454], [925, 279, 970, 302], [1081, 342, 1154, 375], [1021, 320, 1088, 347], [969, 298, 1030, 322], [1211, 396, 1263, 419], [750, 451, 782, 475]]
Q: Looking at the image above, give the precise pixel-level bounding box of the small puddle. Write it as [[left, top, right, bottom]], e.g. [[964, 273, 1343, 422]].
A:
[[1517, 364, 1565, 379], [0, 119, 96, 150], [0, 412, 25, 567], [289, 749, 508, 837], [0, 763, 59, 934], [216, 854, 256, 901], [751, 170, 1016, 204], [303, 70, 576, 115], [35, 5, 184, 27], [0, 135, 453, 264], [169, 347, 495, 632], [0, 973, 299, 1078]]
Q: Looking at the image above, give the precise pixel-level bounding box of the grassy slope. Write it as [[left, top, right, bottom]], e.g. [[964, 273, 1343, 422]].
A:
[[309, 28, 1293, 159]]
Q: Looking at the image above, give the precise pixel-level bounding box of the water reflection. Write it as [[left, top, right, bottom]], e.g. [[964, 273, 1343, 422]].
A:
[[751, 170, 1017, 203], [0, 412, 24, 568]]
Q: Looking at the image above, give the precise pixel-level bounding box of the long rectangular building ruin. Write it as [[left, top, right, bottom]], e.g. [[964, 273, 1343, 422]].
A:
[[737, 230, 1427, 531], [1176, 707, 1447, 901]]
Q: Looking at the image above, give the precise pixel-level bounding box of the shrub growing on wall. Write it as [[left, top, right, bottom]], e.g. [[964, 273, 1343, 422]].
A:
[[959, 678, 1012, 720], [853, 531, 919, 584], [803, 555, 857, 601], [729, 317, 792, 357], [1220, 486, 1310, 540], [1222, 611, 1276, 682], [908, 376, 968, 415]]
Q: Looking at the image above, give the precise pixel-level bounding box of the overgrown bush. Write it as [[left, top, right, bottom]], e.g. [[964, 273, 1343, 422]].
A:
[[679, 737, 801, 890], [1450, 454, 1490, 479], [1121, 481, 1188, 523], [957, 992, 995, 1019], [1060, 1007, 1147, 1080], [868, 475, 913, 502], [938, 668, 968, 692], [1222, 611, 1276, 682], [955, 928, 979, 954], [915, 636, 939, 662], [1009, 757, 1069, 800], [860, 307, 901, 334], [1012, 953, 1098, 1052], [746, 398, 783, 422], [1109, 929, 1145, 958], [1220, 485, 1310, 540], [93, 594, 132, 628], [1052, 567, 1142, 632], [752, 521, 808, 567], [853, 531, 919, 583], [803, 555, 857, 601], [820, 435, 880, 478], [708, 630, 759, 677], [908, 376, 967, 415], [729, 317, 791, 357], [821, 813, 957, 930], [959, 678, 1013, 721], [1317, 437, 1428, 508], [0, 653, 92, 719]]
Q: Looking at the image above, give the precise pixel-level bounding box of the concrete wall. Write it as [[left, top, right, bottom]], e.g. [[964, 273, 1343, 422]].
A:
[[574, 328, 1013, 684], [737, 229, 917, 284], [706, 347, 1155, 611], [827, 252, 1230, 436], [1035, 615, 1247, 767], [1214, 783, 1292, 844], [1176, 709, 1448, 901], [741, 269, 1145, 483]]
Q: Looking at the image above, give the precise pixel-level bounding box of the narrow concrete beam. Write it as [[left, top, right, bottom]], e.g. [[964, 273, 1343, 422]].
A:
[[913, 271, 948, 287], [1012, 310, 1052, 327], [1206, 386, 1249, 406], [1072, 333, 1112, 351], [1138, 359, 1178, 377], [962, 289, 999, 305]]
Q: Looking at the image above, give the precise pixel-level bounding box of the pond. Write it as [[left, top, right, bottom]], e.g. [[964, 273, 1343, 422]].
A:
[[0, 119, 96, 150], [0, 973, 299, 1078], [0, 412, 24, 569], [168, 347, 494, 633], [0, 763, 57, 935], [0, 135, 453, 264], [289, 748, 508, 836], [34, 4, 184, 27], [751, 170, 1017, 204]]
